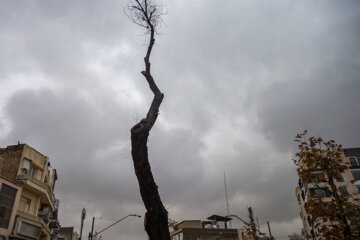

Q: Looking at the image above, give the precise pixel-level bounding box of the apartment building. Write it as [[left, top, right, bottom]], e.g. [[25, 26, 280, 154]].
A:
[[58, 227, 78, 240], [170, 215, 263, 240], [296, 147, 360, 237], [0, 175, 22, 240], [0, 143, 60, 240], [345, 148, 360, 192]]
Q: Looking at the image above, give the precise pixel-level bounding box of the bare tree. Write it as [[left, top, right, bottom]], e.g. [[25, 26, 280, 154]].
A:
[[245, 207, 259, 240], [126, 1, 170, 239]]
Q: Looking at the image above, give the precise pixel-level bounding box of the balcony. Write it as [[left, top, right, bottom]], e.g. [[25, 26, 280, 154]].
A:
[[350, 165, 360, 169], [12, 210, 51, 239], [17, 174, 55, 211]]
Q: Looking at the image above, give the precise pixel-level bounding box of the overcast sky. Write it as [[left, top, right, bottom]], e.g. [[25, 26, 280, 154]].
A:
[[1, 0, 360, 239]]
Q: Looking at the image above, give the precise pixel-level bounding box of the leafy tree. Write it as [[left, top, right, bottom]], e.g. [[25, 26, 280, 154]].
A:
[[126, 1, 170, 239], [294, 130, 360, 240]]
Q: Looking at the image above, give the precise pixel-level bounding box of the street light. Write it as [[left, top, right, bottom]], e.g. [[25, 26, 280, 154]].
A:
[[79, 208, 86, 240], [90, 214, 141, 240], [227, 215, 270, 240], [226, 214, 248, 225]]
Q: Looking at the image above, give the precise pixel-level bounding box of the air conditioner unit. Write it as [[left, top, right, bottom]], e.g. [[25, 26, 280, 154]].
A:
[[22, 158, 31, 172], [38, 206, 50, 216]]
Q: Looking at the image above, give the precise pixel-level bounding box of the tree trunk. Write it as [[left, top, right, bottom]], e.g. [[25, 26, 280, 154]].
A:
[[327, 174, 351, 240], [131, 125, 170, 240]]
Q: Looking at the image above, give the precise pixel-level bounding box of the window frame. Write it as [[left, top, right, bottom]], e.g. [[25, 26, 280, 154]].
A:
[[352, 170, 360, 181], [339, 186, 348, 196], [349, 157, 357, 167], [309, 187, 330, 197], [29, 165, 36, 177], [0, 184, 17, 229]]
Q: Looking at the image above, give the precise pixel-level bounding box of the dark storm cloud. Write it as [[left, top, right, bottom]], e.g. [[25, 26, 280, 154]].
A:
[[254, 3, 360, 151], [1, 87, 209, 238], [0, 0, 138, 85], [257, 65, 360, 151]]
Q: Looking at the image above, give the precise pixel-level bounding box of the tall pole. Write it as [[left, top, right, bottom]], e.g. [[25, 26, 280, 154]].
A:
[[89, 217, 95, 240], [267, 221, 273, 239], [79, 208, 86, 240], [224, 173, 231, 228]]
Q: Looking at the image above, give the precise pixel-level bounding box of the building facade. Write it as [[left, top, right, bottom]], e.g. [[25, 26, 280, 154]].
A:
[[169, 216, 262, 240], [0, 143, 60, 240], [58, 227, 78, 240], [296, 147, 360, 237], [344, 148, 360, 193], [0, 175, 22, 240]]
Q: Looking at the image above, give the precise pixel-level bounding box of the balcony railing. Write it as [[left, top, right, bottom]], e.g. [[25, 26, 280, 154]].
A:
[[17, 174, 46, 188], [17, 210, 51, 235], [17, 174, 55, 209]]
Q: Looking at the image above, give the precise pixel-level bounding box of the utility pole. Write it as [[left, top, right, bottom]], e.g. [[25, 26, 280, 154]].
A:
[[79, 208, 86, 240], [88, 217, 95, 240], [224, 173, 231, 228], [267, 220, 273, 239]]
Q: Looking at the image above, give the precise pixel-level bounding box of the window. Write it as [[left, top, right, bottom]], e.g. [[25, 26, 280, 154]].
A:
[[0, 184, 17, 228], [357, 185, 360, 193], [310, 188, 329, 197], [352, 171, 360, 181], [18, 221, 41, 238], [310, 173, 325, 183], [336, 173, 344, 182], [358, 157, 360, 166], [349, 158, 357, 167], [339, 186, 348, 196], [350, 219, 359, 226], [29, 166, 36, 177], [19, 197, 31, 213]]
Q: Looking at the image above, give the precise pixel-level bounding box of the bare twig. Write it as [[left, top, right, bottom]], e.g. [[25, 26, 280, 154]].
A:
[[125, 0, 165, 35]]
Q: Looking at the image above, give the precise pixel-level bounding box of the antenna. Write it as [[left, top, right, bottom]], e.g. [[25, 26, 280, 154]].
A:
[[224, 173, 231, 228]]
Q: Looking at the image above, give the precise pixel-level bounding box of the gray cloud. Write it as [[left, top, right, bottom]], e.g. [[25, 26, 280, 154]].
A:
[[0, 0, 360, 239]]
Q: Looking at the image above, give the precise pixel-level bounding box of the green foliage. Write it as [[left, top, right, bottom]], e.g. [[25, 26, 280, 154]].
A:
[[294, 130, 360, 240]]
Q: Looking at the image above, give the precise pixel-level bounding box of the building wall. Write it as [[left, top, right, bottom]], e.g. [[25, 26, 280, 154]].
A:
[[0, 154, 4, 171], [176, 221, 202, 229], [0, 144, 58, 240], [344, 148, 360, 193], [0, 145, 24, 182], [18, 188, 41, 216], [58, 227, 74, 240], [0, 176, 22, 238], [296, 148, 360, 237], [171, 223, 246, 240], [17, 145, 48, 182], [182, 228, 239, 240]]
